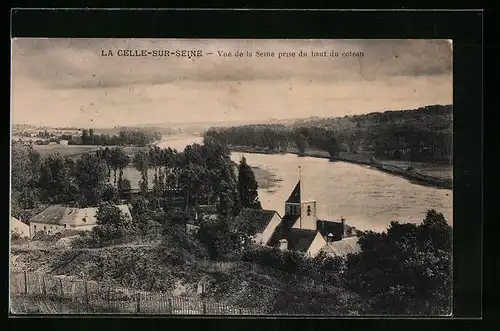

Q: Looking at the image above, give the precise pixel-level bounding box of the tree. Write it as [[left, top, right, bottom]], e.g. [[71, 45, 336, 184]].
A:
[[118, 178, 132, 200], [345, 210, 452, 315], [81, 129, 90, 145], [324, 136, 340, 158], [38, 153, 78, 204], [101, 183, 118, 203], [133, 150, 150, 194], [111, 147, 130, 185], [75, 153, 108, 206], [294, 133, 308, 155], [131, 196, 150, 218], [90, 203, 136, 244], [198, 217, 239, 260], [11, 142, 41, 210], [215, 166, 241, 216], [237, 156, 262, 209]]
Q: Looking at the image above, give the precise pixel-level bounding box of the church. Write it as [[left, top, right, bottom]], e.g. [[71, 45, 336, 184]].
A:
[[258, 180, 360, 258]]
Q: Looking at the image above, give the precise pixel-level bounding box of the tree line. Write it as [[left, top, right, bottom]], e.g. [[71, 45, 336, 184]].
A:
[[204, 105, 452, 163], [131, 137, 261, 216], [58, 128, 163, 147], [11, 137, 262, 221]]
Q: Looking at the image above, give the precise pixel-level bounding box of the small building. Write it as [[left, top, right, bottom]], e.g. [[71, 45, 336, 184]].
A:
[[28, 204, 133, 239], [11, 217, 30, 238], [59, 140, 69, 145], [48, 142, 57, 145]]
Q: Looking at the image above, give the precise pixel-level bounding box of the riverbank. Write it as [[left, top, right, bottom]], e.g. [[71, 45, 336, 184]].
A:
[[229, 146, 452, 190]]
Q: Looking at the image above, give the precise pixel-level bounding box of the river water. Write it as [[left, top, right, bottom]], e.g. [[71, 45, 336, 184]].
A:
[[156, 136, 453, 232]]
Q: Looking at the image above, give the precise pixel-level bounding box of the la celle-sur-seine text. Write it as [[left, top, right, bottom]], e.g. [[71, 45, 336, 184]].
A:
[[101, 49, 204, 58]]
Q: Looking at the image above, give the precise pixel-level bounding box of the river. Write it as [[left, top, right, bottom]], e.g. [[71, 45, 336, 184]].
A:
[[156, 136, 453, 232]]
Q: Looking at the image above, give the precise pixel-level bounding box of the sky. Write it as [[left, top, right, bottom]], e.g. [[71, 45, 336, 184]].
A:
[[11, 39, 452, 128]]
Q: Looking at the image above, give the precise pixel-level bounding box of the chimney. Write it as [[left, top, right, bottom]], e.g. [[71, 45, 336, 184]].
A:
[[341, 216, 347, 238], [279, 239, 288, 251], [327, 233, 334, 243]]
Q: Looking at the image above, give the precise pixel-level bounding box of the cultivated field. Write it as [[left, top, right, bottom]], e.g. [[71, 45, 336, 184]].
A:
[[33, 145, 102, 158], [32, 144, 148, 159]]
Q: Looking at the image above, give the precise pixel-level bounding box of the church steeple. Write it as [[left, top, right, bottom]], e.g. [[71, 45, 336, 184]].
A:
[[286, 181, 301, 204]]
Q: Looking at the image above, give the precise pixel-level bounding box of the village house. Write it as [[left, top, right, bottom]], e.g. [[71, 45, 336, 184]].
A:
[[28, 204, 132, 239], [59, 139, 69, 145], [11, 217, 30, 238], [259, 180, 360, 258]]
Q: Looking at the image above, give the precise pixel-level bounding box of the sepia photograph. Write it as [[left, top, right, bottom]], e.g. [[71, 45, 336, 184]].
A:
[[10, 38, 453, 316]]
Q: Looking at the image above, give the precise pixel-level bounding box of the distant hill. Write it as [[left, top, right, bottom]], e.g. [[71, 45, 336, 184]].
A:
[[204, 105, 453, 164]]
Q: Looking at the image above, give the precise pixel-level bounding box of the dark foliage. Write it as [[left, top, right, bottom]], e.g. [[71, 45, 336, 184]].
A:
[[204, 105, 452, 163], [344, 210, 452, 315], [237, 156, 262, 209]]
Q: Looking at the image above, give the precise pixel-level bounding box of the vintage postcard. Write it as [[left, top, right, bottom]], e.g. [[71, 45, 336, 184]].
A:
[[10, 38, 453, 316]]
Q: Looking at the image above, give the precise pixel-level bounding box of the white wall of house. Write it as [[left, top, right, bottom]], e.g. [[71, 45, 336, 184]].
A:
[[260, 213, 282, 245], [71, 224, 97, 231], [29, 222, 66, 239], [306, 231, 328, 258], [11, 218, 30, 238]]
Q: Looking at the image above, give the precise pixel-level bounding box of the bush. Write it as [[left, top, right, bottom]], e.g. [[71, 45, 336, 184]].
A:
[[344, 210, 452, 315], [198, 217, 240, 260]]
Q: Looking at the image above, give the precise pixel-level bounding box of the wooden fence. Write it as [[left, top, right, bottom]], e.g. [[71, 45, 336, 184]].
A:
[[10, 271, 258, 315]]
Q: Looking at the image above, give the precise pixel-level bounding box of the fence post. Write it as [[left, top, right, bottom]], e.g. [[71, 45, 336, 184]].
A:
[[107, 286, 111, 310], [71, 281, 75, 301], [24, 272, 28, 295], [168, 298, 172, 314], [158, 292, 162, 313], [42, 275, 47, 295], [136, 292, 141, 313], [84, 280, 89, 309]]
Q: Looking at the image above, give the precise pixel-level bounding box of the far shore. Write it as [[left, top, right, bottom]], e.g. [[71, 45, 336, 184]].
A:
[[229, 145, 453, 190]]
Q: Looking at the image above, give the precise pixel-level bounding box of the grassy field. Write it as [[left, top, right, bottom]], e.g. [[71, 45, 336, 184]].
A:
[[10, 295, 120, 314], [33, 145, 102, 158], [10, 243, 365, 315], [33, 144, 148, 159], [379, 160, 453, 181]]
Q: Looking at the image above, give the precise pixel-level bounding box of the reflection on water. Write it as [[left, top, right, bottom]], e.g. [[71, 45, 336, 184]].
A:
[[156, 136, 453, 232]]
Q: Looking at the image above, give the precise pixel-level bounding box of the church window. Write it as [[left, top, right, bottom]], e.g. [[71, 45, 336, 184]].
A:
[[307, 206, 311, 216]]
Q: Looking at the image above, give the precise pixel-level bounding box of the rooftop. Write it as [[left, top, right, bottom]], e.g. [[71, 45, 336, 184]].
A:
[[287, 228, 318, 252], [29, 204, 132, 226], [285, 181, 301, 203], [232, 209, 278, 235], [320, 237, 361, 257]]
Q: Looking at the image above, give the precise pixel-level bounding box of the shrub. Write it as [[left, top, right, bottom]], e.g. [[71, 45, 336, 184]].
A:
[[345, 210, 452, 315]]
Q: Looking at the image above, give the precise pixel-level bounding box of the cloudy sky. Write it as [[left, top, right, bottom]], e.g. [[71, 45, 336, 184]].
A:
[[11, 39, 452, 128]]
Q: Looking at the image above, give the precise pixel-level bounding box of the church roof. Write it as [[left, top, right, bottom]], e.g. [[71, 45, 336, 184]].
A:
[[287, 228, 317, 252], [232, 209, 279, 235], [285, 181, 301, 203]]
